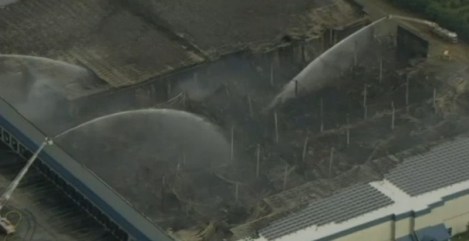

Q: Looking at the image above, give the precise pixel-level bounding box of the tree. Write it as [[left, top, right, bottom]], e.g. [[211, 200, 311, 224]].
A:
[[390, 0, 469, 40]]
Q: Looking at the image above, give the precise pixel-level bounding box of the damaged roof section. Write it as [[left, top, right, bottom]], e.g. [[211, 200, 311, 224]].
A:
[[0, 0, 361, 93], [0, 0, 204, 88], [124, 0, 361, 55], [0, 55, 109, 100], [68, 9, 205, 87]]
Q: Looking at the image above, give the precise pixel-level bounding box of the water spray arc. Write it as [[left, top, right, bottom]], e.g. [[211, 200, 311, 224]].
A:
[[268, 17, 387, 109], [54, 108, 226, 140], [0, 54, 89, 72], [0, 137, 53, 234], [268, 14, 457, 109], [0, 54, 104, 135], [54, 108, 230, 173], [388, 15, 458, 43], [49, 107, 232, 229]]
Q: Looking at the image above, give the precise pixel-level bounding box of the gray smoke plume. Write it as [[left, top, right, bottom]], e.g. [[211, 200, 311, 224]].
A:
[[175, 74, 223, 101], [0, 55, 102, 134], [269, 17, 390, 108], [55, 108, 231, 218], [0, 0, 17, 8]]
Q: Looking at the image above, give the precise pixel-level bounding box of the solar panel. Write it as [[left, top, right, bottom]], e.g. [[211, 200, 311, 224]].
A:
[[386, 138, 469, 196], [259, 184, 394, 240]]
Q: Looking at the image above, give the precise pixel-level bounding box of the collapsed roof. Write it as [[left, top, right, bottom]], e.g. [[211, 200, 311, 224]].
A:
[[0, 0, 360, 97]]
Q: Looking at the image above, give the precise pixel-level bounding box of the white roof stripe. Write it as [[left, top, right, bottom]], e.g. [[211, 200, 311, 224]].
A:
[[248, 137, 469, 241]]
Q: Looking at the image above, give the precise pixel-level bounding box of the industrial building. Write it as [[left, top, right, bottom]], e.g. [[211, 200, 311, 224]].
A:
[[0, 0, 469, 241], [0, 96, 171, 241], [0, 0, 361, 99], [258, 137, 469, 241]]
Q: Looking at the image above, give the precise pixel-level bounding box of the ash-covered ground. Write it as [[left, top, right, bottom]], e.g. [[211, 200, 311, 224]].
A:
[[125, 35, 469, 240], [1, 20, 469, 241]]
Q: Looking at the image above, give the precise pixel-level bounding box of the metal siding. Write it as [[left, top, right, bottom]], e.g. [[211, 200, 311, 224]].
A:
[[395, 212, 413, 221], [315, 215, 394, 241], [259, 137, 469, 241], [0, 98, 173, 241], [0, 115, 143, 240]]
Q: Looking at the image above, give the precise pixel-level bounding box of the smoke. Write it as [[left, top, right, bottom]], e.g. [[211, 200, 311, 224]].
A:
[[0, 57, 59, 122], [270, 17, 390, 108], [0, 55, 99, 135], [0, 0, 17, 8], [16, 77, 61, 123], [55, 108, 231, 216], [56, 108, 230, 170], [175, 73, 223, 101]]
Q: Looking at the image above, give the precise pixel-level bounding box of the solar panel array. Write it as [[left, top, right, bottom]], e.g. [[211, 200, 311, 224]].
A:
[[386, 138, 469, 196], [259, 184, 394, 240]]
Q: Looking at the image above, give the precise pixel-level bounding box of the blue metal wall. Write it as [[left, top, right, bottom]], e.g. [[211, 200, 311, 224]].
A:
[[0, 99, 173, 241]]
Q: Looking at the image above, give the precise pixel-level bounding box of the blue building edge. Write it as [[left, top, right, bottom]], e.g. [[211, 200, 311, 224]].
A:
[[0, 97, 173, 241], [397, 224, 451, 241]]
